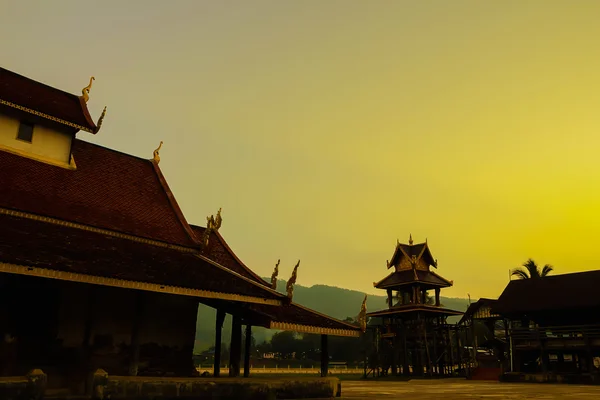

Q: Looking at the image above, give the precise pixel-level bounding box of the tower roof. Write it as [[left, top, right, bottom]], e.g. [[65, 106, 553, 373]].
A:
[[388, 235, 437, 269]]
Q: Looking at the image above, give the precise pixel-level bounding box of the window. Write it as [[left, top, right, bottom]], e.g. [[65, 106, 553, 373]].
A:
[[17, 122, 34, 143]]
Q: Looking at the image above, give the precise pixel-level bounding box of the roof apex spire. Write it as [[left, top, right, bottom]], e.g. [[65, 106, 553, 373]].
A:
[[409, 234, 413, 245]]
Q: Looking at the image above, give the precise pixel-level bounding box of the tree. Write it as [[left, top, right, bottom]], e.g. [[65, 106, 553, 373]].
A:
[[511, 258, 553, 280]]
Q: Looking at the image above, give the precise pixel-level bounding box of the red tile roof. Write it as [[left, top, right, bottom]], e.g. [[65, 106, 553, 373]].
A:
[[190, 225, 270, 286], [0, 139, 198, 246], [0, 67, 98, 133], [0, 213, 283, 301], [248, 302, 361, 335]]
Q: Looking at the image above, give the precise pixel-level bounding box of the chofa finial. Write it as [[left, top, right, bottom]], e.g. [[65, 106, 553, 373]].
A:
[[200, 208, 223, 249], [409, 234, 413, 245], [286, 260, 300, 299], [270, 259, 280, 290], [95, 106, 107, 133], [81, 77, 95, 103], [358, 295, 368, 333], [153, 141, 163, 164]]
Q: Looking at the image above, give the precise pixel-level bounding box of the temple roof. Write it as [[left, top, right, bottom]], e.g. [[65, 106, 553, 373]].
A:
[[458, 298, 499, 325], [0, 139, 199, 247], [493, 271, 600, 316], [374, 269, 453, 289], [0, 212, 285, 304], [388, 237, 437, 269], [0, 67, 99, 133], [367, 304, 463, 318], [190, 225, 270, 286], [248, 302, 361, 337]]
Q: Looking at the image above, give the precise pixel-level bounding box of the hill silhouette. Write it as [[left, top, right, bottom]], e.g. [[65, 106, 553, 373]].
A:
[[194, 279, 469, 352]]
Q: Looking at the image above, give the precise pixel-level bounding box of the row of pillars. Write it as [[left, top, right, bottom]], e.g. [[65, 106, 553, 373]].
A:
[[387, 288, 441, 308], [212, 310, 330, 378]]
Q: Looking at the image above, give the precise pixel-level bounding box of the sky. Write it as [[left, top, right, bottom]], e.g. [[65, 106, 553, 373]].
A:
[[3, 0, 600, 301]]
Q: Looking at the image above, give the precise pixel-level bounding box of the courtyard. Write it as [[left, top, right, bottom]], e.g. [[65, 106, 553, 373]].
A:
[[340, 379, 600, 399]]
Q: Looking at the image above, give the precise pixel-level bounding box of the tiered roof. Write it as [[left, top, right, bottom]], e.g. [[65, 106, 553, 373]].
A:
[[0, 67, 361, 337], [368, 235, 462, 320], [0, 212, 281, 304], [0, 67, 101, 133], [0, 140, 199, 246], [373, 236, 453, 290]]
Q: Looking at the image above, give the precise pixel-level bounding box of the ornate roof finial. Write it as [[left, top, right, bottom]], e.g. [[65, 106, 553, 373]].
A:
[[286, 260, 300, 299], [270, 259, 280, 290], [213, 208, 222, 231], [409, 234, 413, 245], [81, 77, 95, 103], [153, 141, 163, 164], [200, 208, 222, 249], [95, 106, 107, 133], [358, 295, 368, 333]]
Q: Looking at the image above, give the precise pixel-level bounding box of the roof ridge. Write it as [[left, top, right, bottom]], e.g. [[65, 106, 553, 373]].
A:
[[149, 160, 202, 247], [73, 139, 152, 162], [212, 230, 270, 286], [193, 253, 286, 299], [1, 67, 81, 100]]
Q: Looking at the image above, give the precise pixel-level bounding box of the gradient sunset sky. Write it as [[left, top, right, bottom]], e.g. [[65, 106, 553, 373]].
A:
[[3, 1, 600, 301]]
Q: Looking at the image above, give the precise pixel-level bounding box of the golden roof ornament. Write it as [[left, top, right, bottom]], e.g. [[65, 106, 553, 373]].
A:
[[201, 208, 223, 249], [357, 295, 368, 333], [286, 260, 300, 299], [270, 259, 280, 290], [153, 141, 163, 164], [81, 77, 95, 103], [95, 106, 107, 132], [409, 234, 413, 245]]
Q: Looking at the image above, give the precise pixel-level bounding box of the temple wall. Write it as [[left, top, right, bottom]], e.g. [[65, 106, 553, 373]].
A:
[[0, 113, 72, 165]]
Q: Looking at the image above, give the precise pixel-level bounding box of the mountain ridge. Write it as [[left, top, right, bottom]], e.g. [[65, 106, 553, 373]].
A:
[[194, 278, 470, 352]]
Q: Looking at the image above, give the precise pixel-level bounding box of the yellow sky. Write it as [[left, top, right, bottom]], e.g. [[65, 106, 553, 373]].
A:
[[3, 0, 600, 300]]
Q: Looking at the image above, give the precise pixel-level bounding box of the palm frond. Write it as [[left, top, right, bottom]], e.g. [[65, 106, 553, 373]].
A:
[[522, 258, 541, 278], [541, 264, 553, 277], [511, 268, 530, 280]]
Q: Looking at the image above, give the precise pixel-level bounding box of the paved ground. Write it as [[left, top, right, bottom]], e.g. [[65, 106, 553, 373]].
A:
[[340, 379, 600, 399]]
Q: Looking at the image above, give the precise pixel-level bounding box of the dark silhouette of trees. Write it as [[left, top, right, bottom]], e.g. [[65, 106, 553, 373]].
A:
[[511, 258, 553, 280]]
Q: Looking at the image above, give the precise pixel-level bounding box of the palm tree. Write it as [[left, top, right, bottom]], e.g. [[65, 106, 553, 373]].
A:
[[511, 258, 553, 280]]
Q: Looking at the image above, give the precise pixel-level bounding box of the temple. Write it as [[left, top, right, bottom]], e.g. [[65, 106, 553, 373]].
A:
[[366, 235, 463, 377], [0, 67, 359, 396], [492, 271, 600, 381]]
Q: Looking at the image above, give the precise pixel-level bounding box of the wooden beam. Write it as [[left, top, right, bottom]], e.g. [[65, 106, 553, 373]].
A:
[[320, 334, 329, 377], [213, 310, 226, 377], [128, 291, 145, 376], [229, 315, 242, 377], [0, 262, 282, 306], [244, 325, 252, 378]]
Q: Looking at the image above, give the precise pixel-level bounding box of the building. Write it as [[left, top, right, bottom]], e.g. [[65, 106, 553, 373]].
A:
[[493, 271, 600, 381], [458, 298, 507, 380], [0, 67, 359, 395], [366, 235, 463, 377]]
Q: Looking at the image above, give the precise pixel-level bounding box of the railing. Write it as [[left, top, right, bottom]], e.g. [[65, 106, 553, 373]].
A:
[[196, 366, 363, 375], [511, 324, 600, 341]]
